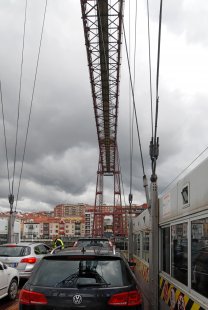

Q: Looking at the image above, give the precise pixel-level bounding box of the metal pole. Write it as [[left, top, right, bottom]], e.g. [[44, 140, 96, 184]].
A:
[[8, 194, 15, 243], [128, 193, 133, 260], [149, 137, 159, 309], [149, 180, 159, 309]]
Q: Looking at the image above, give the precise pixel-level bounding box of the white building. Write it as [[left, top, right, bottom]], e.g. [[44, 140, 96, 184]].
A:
[[85, 212, 94, 236], [23, 222, 40, 240], [0, 217, 20, 244]]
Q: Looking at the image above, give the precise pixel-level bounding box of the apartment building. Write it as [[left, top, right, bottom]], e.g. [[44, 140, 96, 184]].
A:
[[84, 212, 94, 236], [54, 203, 87, 217], [21, 216, 85, 239]]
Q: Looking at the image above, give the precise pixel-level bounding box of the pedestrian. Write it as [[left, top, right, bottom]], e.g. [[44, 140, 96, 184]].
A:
[[52, 235, 64, 249]]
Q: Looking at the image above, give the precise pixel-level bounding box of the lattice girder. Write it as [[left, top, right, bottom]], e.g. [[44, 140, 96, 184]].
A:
[[81, 0, 124, 174]]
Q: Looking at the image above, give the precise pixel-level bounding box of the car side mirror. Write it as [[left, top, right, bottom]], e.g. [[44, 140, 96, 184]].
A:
[[0, 263, 3, 270]]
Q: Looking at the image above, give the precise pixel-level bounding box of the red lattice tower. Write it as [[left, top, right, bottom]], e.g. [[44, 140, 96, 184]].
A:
[[81, 0, 126, 236]]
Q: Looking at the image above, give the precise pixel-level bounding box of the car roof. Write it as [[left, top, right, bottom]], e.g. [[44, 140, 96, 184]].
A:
[[52, 246, 120, 258], [76, 237, 109, 240], [0, 242, 47, 247]]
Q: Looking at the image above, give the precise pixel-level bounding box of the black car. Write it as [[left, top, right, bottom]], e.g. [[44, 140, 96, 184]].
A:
[[19, 248, 142, 309]]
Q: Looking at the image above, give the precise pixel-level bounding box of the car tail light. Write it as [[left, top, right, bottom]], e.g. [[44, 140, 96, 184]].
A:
[[20, 257, 37, 264], [19, 289, 48, 305], [108, 290, 141, 306], [129, 258, 136, 271]]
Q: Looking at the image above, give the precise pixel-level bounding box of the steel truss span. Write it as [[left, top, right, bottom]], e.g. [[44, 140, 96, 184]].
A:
[[81, 0, 126, 237], [93, 146, 127, 237], [81, 0, 124, 174]]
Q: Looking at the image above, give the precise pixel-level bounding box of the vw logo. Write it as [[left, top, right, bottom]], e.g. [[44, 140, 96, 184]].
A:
[[72, 294, 82, 305]]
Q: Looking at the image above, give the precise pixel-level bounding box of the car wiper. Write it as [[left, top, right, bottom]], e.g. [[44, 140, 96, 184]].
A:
[[55, 273, 79, 288], [0, 254, 9, 257], [55, 266, 110, 288]]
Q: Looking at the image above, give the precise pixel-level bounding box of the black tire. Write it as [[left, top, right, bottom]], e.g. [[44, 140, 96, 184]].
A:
[[7, 278, 18, 301]]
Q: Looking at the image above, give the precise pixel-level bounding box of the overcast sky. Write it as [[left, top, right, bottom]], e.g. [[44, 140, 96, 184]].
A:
[[0, 0, 208, 213]]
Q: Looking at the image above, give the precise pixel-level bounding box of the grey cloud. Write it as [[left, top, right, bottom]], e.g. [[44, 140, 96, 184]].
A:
[[150, 0, 208, 46], [0, 0, 208, 213]]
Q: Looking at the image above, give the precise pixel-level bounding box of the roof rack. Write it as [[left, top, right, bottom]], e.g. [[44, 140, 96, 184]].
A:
[[79, 245, 117, 255]]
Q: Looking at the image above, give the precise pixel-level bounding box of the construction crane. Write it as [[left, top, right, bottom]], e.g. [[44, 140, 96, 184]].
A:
[[80, 0, 126, 236]]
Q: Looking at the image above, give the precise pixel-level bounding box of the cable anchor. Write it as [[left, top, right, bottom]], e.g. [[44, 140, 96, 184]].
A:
[[8, 194, 14, 214], [128, 193, 133, 206], [149, 137, 159, 182]]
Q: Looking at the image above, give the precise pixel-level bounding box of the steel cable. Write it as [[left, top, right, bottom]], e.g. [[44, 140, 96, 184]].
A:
[[11, 0, 28, 197], [129, 0, 138, 198], [154, 0, 163, 145], [16, 0, 48, 209], [122, 22, 146, 177], [160, 146, 208, 195], [0, 81, 11, 195], [150, 0, 163, 178], [146, 0, 154, 138]]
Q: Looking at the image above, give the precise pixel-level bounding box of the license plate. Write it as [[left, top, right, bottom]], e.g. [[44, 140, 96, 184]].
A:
[[9, 263, 18, 268]]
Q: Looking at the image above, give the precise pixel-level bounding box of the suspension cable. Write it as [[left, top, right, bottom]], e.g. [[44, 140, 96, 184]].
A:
[[130, 0, 138, 195], [11, 0, 28, 197], [146, 0, 154, 138], [133, 0, 138, 93], [118, 149, 126, 206], [160, 146, 208, 195], [129, 0, 132, 198], [149, 0, 163, 180], [16, 0, 48, 209], [129, 0, 138, 209], [154, 0, 163, 142], [0, 81, 11, 195], [122, 22, 146, 177]]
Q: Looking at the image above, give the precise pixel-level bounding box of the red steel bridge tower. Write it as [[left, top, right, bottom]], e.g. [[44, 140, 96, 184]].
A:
[[81, 0, 126, 236]]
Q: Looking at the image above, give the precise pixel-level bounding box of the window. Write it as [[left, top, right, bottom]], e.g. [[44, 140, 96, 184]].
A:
[[181, 184, 189, 207], [0, 246, 31, 257], [31, 257, 132, 288], [34, 246, 42, 255], [171, 223, 188, 285], [162, 227, 170, 274], [191, 217, 208, 298], [142, 232, 149, 262], [136, 233, 141, 257]]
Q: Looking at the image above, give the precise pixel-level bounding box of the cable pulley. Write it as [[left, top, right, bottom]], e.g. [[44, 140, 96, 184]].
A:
[[128, 193, 133, 206]]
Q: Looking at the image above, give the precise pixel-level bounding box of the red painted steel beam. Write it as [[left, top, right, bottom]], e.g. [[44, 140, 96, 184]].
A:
[[81, 0, 124, 174]]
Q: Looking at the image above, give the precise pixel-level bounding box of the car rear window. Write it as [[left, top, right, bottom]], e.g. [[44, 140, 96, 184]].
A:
[[0, 246, 31, 257], [31, 256, 133, 288]]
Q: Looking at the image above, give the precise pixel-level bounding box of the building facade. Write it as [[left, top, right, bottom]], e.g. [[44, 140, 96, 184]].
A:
[[54, 203, 87, 217]]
